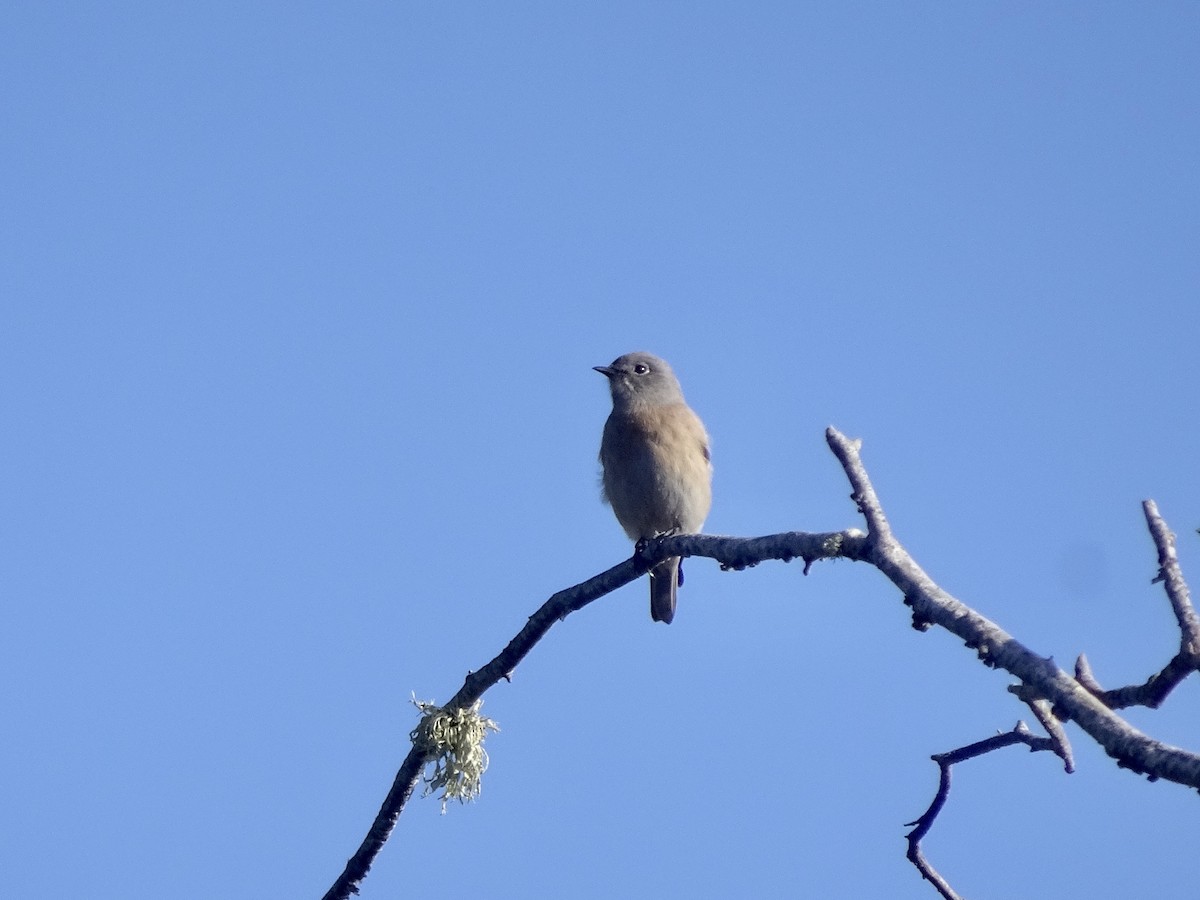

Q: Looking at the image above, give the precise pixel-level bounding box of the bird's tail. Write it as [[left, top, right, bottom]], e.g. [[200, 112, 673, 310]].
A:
[[649, 557, 680, 624]]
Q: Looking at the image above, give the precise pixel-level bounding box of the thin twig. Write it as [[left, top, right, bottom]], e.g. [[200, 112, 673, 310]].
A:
[[1024, 697, 1075, 773], [905, 723, 1056, 900], [1075, 500, 1200, 709]]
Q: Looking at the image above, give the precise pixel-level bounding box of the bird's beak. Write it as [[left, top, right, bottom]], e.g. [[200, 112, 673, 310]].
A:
[[593, 366, 615, 378]]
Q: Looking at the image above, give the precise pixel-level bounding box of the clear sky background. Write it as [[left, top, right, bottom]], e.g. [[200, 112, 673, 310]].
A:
[[3, 4, 1199, 899]]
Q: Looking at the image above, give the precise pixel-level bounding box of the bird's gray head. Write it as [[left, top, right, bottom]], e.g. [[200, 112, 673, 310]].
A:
[[594, 351, 685, 410]]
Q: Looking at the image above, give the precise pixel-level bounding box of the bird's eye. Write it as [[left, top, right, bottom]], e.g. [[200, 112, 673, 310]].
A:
[[633, 363, 650, 375]]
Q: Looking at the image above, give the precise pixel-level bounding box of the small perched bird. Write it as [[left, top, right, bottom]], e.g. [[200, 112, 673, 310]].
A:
[[595, 352, 712, 624]]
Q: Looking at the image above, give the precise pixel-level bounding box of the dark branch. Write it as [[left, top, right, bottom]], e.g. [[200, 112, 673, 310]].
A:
[[1075, 500, 1200, 709], [905, 723, 1058, 900], [321, 528, 869, 899]]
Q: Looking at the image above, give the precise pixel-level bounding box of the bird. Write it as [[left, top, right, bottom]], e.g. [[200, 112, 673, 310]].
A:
[[595, 352, 712, 624]]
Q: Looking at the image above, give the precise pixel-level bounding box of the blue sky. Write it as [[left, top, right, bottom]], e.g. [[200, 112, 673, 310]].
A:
[[3, 3, 1198, 898]]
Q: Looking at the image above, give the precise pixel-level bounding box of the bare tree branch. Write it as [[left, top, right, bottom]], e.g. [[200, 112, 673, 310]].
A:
[[322, 529, 868, 899], [1023, 696, 1075, 773], [822, 427, 1200, 789], [1075, 499, 1200, 709], [905, 723, 1058, 900], [320, 429, 1199, 900]]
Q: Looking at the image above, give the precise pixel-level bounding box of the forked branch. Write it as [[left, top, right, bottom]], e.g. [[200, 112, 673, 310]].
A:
[[321, 429, 1198, 900], [905, 723, 1060, 900], [1075, 500, 1200, 709]]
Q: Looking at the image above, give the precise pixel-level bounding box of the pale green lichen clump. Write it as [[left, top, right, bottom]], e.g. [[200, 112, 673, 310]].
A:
[[822, 533, 844, 556], [410, 696, 500, 814]]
